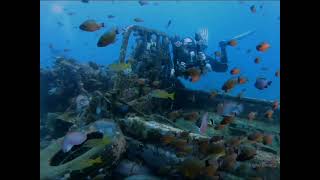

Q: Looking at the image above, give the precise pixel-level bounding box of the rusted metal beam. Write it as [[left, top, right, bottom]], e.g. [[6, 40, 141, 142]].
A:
[[119, 25, 171, 63]]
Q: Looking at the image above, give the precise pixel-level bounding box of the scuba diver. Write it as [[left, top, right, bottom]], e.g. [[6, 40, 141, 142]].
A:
[[170, 28, 255, 79]]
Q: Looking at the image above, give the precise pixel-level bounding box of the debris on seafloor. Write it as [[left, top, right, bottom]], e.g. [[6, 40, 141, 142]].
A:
[[40, 24, 279, 179]]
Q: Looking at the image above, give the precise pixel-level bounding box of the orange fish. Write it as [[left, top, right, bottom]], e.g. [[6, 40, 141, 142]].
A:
[[275, 70, 280, 77], [272, 101, 279, 110], [220, 116, 235, 125], [248, 112, 257, 120], [183, 112, 199, 121], [256, 42, 270, 52], [152, 81, 161, 87], [209, 90, 218, 99], [248, 132, 263, 142], [222, 78, 238, 92], [264, 109, 274, 120], [237, 76, 248, 84], [230, 68, 240, 75], [228, 39, 238, 47], [191, 74, 200, 82], [168, 110, 182, 120], [215, 124, 225, 130], [186, 68, 201, 83], [214, 51, 221, 57], [161, 135, 175, 145], [263, 135, 273, 145], [136, 78, 148, 86], [254, 57, 261, 64]]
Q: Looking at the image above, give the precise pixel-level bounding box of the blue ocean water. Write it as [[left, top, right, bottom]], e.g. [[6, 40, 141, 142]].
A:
[[40, 0, 280, 101]]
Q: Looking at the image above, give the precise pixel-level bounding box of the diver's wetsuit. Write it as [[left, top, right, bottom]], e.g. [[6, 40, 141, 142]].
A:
[[171, 37, 229, 78]]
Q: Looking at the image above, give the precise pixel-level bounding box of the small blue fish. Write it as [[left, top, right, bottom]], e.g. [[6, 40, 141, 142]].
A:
[[254, 77, 272, 90]]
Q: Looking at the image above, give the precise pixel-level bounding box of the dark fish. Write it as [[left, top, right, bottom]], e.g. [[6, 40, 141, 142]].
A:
[[81, 0, 89, 3], [138, 0, 149, 6], [67, 12, 75, 16], [254, 77, 272, 90], [133, 18, 144, 22], [79, 20, 104, 32], [166, 20, 172, 28], [250, 5, 256, 13], [256, 42, 270, 52], [57, 21, 64, 27], [108, 15, 115, 19], [97, 28, 117, 47]]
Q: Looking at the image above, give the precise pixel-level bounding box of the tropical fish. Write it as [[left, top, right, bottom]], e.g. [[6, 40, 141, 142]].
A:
[[256, 42, 270, 52], [264, 109, 274, 120], [97, 28, 117, 47], [151, 80, 160, 87], [220, 116, 235, 125], [200, 112, 209, 135], [248, 112, 257, 120], [108, 15, 115, 19], [209, 90, 218, 99], [186, 68, 201, 83], [79, 20, 104, 32], [178, 158, 205, 179], [136, 78, 148, 86], [255, 77, 272, 90], [254, 57, 261, 64], [133, 18, 144, 22], [215, 124, 225, 130], [168, 110, 182, 120], [183, 112, 199, 121], [62, 131, 87, 153], [248, 132, 264, 142], [82, 136, 111, 148], [272, 100, 279, 110], [230, 68, 240, 75], [250, 5, 257, 13], [150, 89, 175, 100], [166, 20, 172, 28], [238, 76, 248, 84], [138, 0, 149, 6], [228, 39, 238, 47], [222, 77, 238, 92], [275, 69, 280, 77], [263, 135, 273, 145], [108, 63, 131, 72], [160, 135, 175, 145]]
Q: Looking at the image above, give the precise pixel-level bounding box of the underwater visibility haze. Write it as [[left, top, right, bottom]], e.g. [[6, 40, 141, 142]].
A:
[[40, 1, 280, 180]]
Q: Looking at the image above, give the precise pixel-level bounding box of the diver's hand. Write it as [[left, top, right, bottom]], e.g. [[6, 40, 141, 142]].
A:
[[170, 68, 175, 77], [205, 63, 212, 71]]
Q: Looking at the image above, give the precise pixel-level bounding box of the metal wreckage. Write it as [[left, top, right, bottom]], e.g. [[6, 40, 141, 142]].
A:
[[40, 26, 280, 180]]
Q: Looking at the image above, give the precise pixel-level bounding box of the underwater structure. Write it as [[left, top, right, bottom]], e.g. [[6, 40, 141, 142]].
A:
[[40, 26, 280, 180]]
